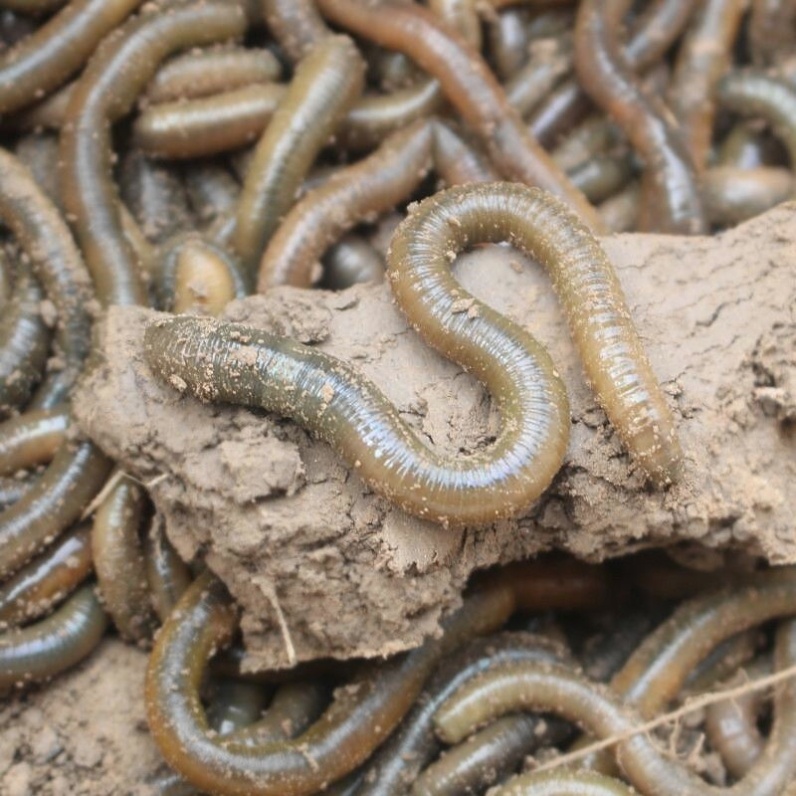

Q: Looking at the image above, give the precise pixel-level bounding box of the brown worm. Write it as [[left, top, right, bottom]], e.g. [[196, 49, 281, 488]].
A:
[[60, 0, 248, 306], [574, 0, 707, 234], [0, 406, 69, 475], [0, 0, 144, 114], [704, 167, 793, 227], [321, 235, 384, 291], [144, 513, 192, 624], [234, 34, 365, 271], [315, 0, 606, 232]]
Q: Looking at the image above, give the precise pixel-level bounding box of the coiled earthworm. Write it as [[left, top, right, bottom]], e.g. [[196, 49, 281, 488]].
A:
[[60, 0, 247, 307], [704, 167, 793, 227], [156, 233, 248, 315], [315, 0, 605, 233], [0, 0, 144, 114], [0, 147, 93, 409], [321, 235, 384, 291], [489, 770, 637, 796], [0, 523, 92, 629], [412, 713, 562, 796], [0, 582, 107, 692], [529, 0, 694, 146], [574, 0, 706, 234], [145, 561, 612, 796], [432, 119, 501, 186], [717, 71, 796, 171], [144, 514, 192, 624], [133, 84, 285, 161], [0, 406, 68, 475], [145, 46, 281, 104], [92, 474, 155, 643], [360, 632, 570, 796], [234, 35, 365, 271], [668, 0, 746, 172], [435, 618, 796, 795], [0, 263, 49, 417], [0, 439, 111, 580], [167, 183, 678, 524], [257, 120, 433, 292]]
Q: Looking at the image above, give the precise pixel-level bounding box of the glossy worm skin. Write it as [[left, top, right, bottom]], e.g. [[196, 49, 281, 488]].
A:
[[504, 37, 572, 120], [704, 167, 793, 227], [360, 632, 570, 796], [717, 71, 796, 171], [144, 514, 191, 624], [260, 0, 329, 63], [0, 264, 48, 417], [432, 119, 500, 186], [258, 120, 433, 291], [0, 582, 108, 692], [0, 407, 69, 476], [490, 770, 637, 796], [234, 35, 365, 271], [435, 620, 796, 795], [145, 47, 281, 104], [0, 0, 144, 113], [92, 474, 155, 643], [0, 523, 92, 629], [486, 6, 529, 81], [60, 0, 247, 306], [315, 0, 606, 233], [321, 235, 384, 291], [145, 562, 612, 796], [0, 440, 111, 580], [0, 148, 93, 409], [668, 0, 746, 172], [574, 0, 707, 235]]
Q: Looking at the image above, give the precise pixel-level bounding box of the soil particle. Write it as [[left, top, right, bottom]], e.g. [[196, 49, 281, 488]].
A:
[[73, 204, 796, 671]]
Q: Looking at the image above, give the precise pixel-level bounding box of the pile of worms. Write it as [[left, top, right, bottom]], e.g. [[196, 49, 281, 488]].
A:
[[0, 0, 794, 793]]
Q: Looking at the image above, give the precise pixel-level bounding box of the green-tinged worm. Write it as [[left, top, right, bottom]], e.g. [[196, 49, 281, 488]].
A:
[[257, 120, 433, 291], [0, 522, 92, 629], [0, 439, 111, 579], [60, 0, 248, 306], [234, 34, 365, 271], [0, 0, 144, 114], [0, 582, 108, 692]]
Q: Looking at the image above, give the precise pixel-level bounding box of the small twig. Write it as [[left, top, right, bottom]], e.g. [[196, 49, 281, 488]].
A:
[[532, 662, 796, 774]]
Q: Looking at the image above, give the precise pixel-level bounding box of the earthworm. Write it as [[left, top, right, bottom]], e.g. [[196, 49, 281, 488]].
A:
[[567, 153, 634, 204], [412, 714, 563, 796], [0, 582, 108, 692], [0, 0, 144, 114], [145, 46, 281, 104], [552, 115, 623, 172], [10, 79, 74, 131], [0, 147, 93, 410], [488, 770, 637, 796], [704, 167, 793, 226], [260, 0, 330, 63], [60, 0, 248, 307], [0, 263, 49, 417], [14, 132, 62, 211], [574, 0, 706, 234], [668, 0, 746, 172], [435, 618, 796, 795], [360, 632, 571, 796], [144, 514, 192, 624], [92, 474, 155, 643], [183, 164, 240, 227], [315, 0, 605, 232], [432, 119, 500, 186], [156, 234, 248, 315], [119, 151, 193, 246], [206, 678, 272, 737], [234, 35, 365, 271], [717, 124, 784, 170], [504, 37, 573, 120], [429, 0, 482, 51], [0, 439, 111, 580], [717, 71, 796, 169], [165, 184, 678, 525], [0, 407, 68, 475], [257, 120, 433, 292], [529, 0, 694, 146], [0, 523, 92, 629], [145, 561, 612, 795], [749, 0, 796, 68], [486, 6, 529, 80], [0, 477, 33, 510], [704, 658, 769, 778], [321, 235, 384, 290], [682, 630, 760, 695], [133, 84, 285, 160]]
